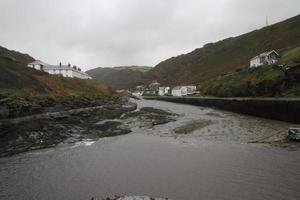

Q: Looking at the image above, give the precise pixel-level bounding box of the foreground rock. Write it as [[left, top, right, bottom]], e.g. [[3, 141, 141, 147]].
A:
[[287, 128, 300, 141], [173, 119, 212, 135], [122, 107, 177, 128], [0, 100, 136, 157], [97, 196, 169, 200]]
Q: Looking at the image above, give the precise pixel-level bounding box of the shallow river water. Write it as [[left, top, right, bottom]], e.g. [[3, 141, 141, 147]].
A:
[[0, 100, 300, 200]]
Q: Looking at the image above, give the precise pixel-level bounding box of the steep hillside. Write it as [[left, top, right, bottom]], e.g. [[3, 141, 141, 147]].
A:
[[0, 46, 112, 99], [87, 66, 152, 89], [150, 15, 300, 85], [0, 46, 114, 120], [0, 46, 45, 90]]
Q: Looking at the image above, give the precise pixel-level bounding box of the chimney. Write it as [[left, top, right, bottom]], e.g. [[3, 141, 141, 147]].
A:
[[59, 62, 62, 67], [68, 63, 71, 67]]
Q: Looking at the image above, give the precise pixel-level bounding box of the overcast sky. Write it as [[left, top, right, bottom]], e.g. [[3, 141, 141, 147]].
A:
[[0, 0, 299, 70]]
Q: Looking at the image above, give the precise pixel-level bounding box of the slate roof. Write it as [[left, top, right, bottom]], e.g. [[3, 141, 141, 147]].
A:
[[29, 60, 91, 77], [172, 86, 183, 90], [251, 50, 279, 60], [28, 60, 50, 66]]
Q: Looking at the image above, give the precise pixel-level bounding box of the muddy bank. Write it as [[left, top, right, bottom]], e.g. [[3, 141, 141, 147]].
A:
[[0, 99, 177, 157], [144, 96, 300, 124]]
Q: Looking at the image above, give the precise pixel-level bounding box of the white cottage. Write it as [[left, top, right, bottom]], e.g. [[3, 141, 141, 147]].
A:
[[28, 60, 92, 79], [250, 50, 279, 68], [172, 86, 188, 97], [158, 87, 170, 96], [185, 86, 197, 95]]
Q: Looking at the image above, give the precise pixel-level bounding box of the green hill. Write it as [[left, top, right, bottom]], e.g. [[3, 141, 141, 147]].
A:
[[87, 66, 152, 89], [0, 46, 112, 99], [0, 46, 113, 119], [149, 14, 300, 86]]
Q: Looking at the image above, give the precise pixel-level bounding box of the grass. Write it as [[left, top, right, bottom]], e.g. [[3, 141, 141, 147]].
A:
[[201, 65, 292, 97], [150, 14, 300, 85], [279, 46, 300, 64], [37, 75, 112, 98]]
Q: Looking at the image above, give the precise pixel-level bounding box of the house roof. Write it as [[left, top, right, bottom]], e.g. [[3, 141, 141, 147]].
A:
[[28, 60, 50, 66], [172, 86, 183, 90], [251, 50, 279, 60], [29, 60, 91, 77]]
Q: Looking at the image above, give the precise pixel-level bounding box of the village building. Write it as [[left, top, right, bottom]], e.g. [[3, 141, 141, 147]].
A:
[[148, 80, 161, 95], [158, 87, 170, 96], [250, 50, 279, 68], [185, 86, 197, 95], [28, 60, 92, 79], [172, 86, 188, 97]]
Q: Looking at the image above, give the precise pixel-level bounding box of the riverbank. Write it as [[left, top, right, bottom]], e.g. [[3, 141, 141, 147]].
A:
[[0, 97, 177, 157], [143, 96, 300, 124]]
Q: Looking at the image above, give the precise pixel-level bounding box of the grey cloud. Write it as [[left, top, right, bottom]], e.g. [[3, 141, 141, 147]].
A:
[[0, 0, 299, 71]]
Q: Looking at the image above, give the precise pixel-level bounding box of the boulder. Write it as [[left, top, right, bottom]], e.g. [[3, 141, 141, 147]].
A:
[[287, 128, 300, 141]]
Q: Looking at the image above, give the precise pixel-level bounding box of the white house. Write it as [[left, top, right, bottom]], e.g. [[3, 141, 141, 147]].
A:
[[250, 50, 279, 68], [172, 86, 188, 97], [185, 86, 197, 95], [158, 87, 170, 96], [28, 60, 92, 79]]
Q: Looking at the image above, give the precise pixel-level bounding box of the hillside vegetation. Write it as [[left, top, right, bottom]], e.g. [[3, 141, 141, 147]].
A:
[[0, 46, 112, 100], [201, 45, 300, 97], [0, 46, 114, 119], [87, 66, 152, 89], [201, 63, 300, 97], [86, 14, 300, 97], [149, 15, 300, 86]]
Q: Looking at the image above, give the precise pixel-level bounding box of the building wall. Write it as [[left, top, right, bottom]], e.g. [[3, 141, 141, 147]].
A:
[[250, 52, 278, 68], [28, 64, 41, 70], [172, 90, 182, 96], [72, 71, 91, 79], [172, 87, 188, 96], [250, 57, 261, 68], [28, 62, 91, 79], [158, 89, 165, 96]]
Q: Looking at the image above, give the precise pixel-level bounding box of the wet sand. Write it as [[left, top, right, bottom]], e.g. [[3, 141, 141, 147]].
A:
[[0, 100, 299, 200]]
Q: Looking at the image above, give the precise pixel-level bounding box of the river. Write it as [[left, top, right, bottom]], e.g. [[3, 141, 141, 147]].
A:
[[0, 100, 299, 200]]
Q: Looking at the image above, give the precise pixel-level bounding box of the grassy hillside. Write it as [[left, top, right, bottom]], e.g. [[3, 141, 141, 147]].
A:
[[87, 66, 152, 89], [201, 45, 300, 97], [0, 46, 112, 99], [279, 46, 300, 65], [149, 14, 300, 86], [201, 63, 300, 97]]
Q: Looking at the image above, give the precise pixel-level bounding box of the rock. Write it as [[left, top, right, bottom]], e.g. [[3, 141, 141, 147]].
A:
[[102, 196, 169, 200], [16, 136, 24, 144], [287, 128, 300, 141]]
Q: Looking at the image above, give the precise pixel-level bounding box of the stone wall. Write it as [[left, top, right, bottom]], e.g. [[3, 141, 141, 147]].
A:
[[144, 96, 300, 124]]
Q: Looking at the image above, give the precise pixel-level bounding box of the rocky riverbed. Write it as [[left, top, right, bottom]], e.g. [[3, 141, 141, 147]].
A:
[[0, 99, 300, 200], [0, 98, 177, 157]]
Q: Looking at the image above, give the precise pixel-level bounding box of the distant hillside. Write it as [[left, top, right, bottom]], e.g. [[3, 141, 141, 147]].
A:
[[149, 14, 300, 85], [87, 66, 152, 89], [0, 46, 112, 99]]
